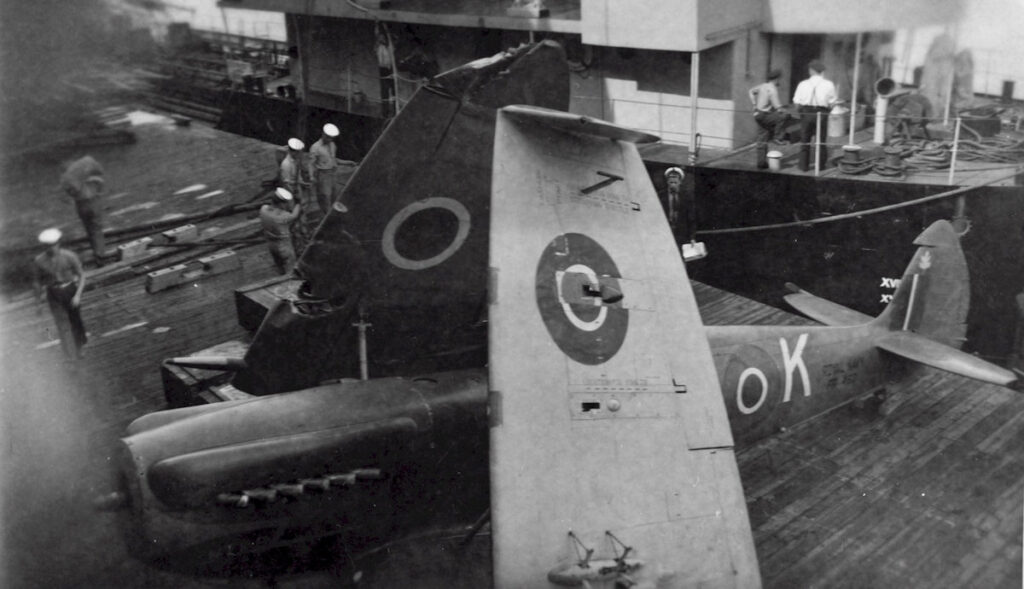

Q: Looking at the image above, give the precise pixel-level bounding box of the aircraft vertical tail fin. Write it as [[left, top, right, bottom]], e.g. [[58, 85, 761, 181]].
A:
[[868, 220, 1015, 385], [232, 42, 570, 394], [871, 220, 968, 348]]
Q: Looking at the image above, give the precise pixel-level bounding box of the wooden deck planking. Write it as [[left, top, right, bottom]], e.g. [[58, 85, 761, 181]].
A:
[[693, 280, 816, 327], [2, 118, 1022, 587], [739, 361, 1024, 588], [0, 113, 282, 297], [1, 133, 288, 586]]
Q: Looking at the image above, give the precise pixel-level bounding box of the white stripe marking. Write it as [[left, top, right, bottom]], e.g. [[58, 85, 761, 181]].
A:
[[35, 340, 61, 350], [195, 189, 225, 200], [173, 184, 207, 195], [101, 321, 149, 337], [902, 274, 919, 331], [110, 202, 157, 216]]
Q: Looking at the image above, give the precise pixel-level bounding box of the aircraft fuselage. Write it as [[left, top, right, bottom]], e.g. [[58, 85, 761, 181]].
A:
[[707, 324, 889, 446], [117, 370, 490, 572], [118, 320, 892, 571]]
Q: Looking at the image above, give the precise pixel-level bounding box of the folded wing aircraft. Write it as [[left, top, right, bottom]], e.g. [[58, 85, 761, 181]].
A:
[[109, 44, 1015, 586]]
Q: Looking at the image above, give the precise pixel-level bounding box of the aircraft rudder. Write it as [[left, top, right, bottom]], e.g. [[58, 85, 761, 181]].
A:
[[872, 219, 968, 348]]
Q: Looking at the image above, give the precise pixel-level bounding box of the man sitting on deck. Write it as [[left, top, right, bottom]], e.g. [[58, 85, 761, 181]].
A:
[[749, 68, 791, 169], [888, 93, 934, 141]]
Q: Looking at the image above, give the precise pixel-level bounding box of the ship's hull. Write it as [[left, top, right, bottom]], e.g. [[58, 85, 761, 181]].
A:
[[210, 90, 1024, 364], [684, 165, 1024, 364]]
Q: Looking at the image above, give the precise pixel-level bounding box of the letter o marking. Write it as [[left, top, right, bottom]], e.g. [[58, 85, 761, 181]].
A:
[[381, 197, 471, 270], [736, 367, 769, 415]]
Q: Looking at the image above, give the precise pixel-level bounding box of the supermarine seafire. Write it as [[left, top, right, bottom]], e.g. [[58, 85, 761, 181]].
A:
[[99, 42, 1014, 588]]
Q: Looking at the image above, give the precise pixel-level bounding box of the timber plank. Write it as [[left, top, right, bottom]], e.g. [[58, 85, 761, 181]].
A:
[[3, 122, 1023, 588]]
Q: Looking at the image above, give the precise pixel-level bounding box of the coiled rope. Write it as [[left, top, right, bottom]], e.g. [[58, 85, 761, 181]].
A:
[[837, 119, 1024, 178]]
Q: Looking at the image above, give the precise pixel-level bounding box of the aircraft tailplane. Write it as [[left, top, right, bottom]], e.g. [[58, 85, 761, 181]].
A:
[[875, 330, 1016, 386]]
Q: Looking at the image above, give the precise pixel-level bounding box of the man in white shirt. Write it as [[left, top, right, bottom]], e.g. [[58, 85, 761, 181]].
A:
[[792, 60, 838, 171]]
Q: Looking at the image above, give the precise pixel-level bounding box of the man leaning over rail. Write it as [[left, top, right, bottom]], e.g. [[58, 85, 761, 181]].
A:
[[59, 155, 111, 265], [749, 68, 791, 169]]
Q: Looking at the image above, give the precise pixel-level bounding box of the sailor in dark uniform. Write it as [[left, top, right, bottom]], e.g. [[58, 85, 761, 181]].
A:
[[660, 166, 694, 243]]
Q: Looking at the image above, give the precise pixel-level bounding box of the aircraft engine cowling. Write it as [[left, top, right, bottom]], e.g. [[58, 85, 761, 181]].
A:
[[145, 417, 417, 510], [114, 369, 489, 571]]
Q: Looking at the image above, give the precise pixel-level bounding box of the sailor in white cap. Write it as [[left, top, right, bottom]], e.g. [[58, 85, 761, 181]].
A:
[[659, 166, 693, 243], [662, 167, 685, 228], [33, 228, 89, 360], [308, 123, 341, 218], [281, 138, 306, 197], [279, 137, 312, 253], [59, 155, 111, 265], [259, 187, 304, 274]]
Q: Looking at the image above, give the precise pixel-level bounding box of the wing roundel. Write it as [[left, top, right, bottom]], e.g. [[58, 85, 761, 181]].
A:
[[535, 232, 628, 365]]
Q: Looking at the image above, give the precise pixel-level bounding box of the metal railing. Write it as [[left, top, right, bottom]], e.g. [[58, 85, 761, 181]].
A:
[[572, 92, 1022, 184]]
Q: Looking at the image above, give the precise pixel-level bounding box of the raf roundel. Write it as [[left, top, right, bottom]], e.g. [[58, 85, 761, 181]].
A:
[[535, 233, 628, 365], [381, 197, 471, 271]]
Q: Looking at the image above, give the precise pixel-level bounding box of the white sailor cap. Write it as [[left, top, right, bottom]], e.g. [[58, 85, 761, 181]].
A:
[[287, 137, 305, 150], [38, 228, 62, 244], [323, 123, 340, 137], [664, 166, 684, 179], [274, 187, 294, 201]]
